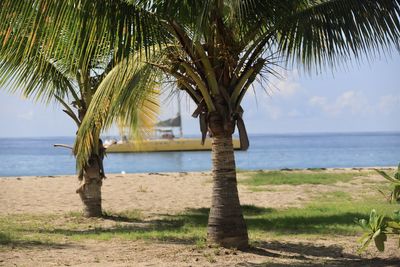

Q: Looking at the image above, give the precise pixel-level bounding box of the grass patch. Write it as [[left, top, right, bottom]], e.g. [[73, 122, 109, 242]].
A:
[[0, 169, 394, 247], [247, 186, 280, 192], [0, 210, 206, 246], [0, 197, 397, 247], [103, 209, 143, 221], [247, 201, 396, 238], [241, 171, 365, 186], [321, 191, 353, 201], [0, 232, 12, 245]]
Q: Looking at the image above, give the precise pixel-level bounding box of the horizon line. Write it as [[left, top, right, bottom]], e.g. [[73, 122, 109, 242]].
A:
[[1, 130, 399, 139]]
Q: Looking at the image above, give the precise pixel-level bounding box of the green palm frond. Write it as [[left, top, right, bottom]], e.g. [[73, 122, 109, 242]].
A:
[[275, 0, 400, 70], [74, 51, 162, 170], [0, 0, 162, 74], [0, 56, 74, 104], [0, 17, 74, 103]]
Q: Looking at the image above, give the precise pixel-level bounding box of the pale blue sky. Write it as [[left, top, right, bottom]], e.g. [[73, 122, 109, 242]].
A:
[[0, 54, 399, 137]]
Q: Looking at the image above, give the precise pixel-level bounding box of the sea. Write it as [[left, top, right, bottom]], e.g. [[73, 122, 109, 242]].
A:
[[0, 132, 399, 177]]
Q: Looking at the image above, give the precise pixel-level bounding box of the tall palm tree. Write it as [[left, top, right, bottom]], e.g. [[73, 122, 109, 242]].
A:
[[0, 1, 158, 217], [1, 0, 400, 248]]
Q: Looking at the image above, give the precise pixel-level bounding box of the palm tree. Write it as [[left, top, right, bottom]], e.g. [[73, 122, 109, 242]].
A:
[[1, 0, 399, 248], [0, 1, 158, 217]]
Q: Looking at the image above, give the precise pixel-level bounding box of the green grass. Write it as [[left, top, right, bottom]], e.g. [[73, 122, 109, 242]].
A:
[[1, 196, 397, 247], [320, 191, 353, 201], [241, 171, 365, 186], [0, 170, 395, 248], [0, 210, 206, 246], [247, 202, 396, 238], [0, 232, 11, 244]]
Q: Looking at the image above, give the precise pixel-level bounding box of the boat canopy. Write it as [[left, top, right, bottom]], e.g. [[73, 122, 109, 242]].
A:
[[156, 114, 181, 127]]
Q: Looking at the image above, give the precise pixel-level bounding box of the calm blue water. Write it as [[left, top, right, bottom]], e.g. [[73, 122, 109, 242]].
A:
[[0, 132, 399, 177]]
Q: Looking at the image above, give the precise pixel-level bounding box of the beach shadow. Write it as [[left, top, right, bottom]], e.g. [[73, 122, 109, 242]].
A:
[[34, 206, 273, 245], [42, 218, 184, 233], [247, 212, 366, 235], [249, 240, 356, 259], [1, 205, 368, 249], [236, 258, 400, 267], [168, 206, 365, 235], [160, 205, 275, 226], [4, 208, 398, 266], [0, 232, 81, 249], [37, 218, 197, 245], [101, 213, 141, 223], [238, 241, 400, 267]]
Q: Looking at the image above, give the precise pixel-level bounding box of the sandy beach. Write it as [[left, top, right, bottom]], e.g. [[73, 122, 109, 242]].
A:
[[1, 169, 399, 266], [0, 170, 323, 216]]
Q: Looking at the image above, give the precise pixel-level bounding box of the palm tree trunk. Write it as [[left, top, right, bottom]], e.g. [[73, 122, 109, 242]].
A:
[[207, 132, 249, 249], [76, 146, 104, 217], [74, 105, 106, 217]]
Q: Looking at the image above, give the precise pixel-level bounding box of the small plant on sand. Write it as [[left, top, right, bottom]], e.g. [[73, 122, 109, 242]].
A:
[[357, 209, 400, 252], [357, 165, 400, 252], [375, 164, 400, 203]]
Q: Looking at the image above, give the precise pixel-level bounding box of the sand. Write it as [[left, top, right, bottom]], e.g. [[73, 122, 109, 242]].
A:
[[0, 169, 399, 266], [0, 171, 319, 216]]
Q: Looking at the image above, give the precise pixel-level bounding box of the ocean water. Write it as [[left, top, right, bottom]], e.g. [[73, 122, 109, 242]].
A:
[[0, 132, 399, 177]]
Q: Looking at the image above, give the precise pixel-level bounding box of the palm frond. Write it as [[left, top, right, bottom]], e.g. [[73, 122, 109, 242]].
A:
[[0, 0, 163, 74], [74, 51, 162, 170], [275, 0, 400, 70], [0, 53, 74, 104]]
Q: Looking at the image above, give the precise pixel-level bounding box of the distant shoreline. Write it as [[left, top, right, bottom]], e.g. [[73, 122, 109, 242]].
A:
[[0, 130, 399, 139], [0, 166, 396, 179]]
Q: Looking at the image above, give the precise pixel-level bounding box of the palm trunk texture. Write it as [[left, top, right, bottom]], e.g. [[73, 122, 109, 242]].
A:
[[76, 154, 103, 217], [207, 133, 249, 249]]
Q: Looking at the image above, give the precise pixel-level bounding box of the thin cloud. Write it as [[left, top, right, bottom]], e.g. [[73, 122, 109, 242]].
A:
[[309, 90, 373, 116], [378, 95, 400, 114], [269, 69, 301, 98], [17, 110, 34, 120]]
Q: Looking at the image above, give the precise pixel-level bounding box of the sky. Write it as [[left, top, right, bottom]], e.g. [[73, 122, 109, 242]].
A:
[[0, 53, 399, 138]]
